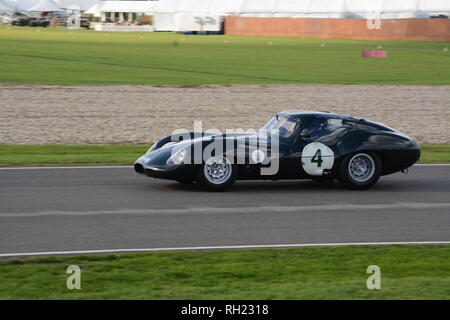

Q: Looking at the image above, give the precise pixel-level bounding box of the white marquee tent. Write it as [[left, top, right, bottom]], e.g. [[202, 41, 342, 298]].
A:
[[84, 2, 98, 14], [3, 0, 98, 11], [55, 0, 99, 11], [85, 1, 158, 18], [153, 0, 246, 31], [3, 0, 33, 10], [0, 0, 14, 11], [151, 0, 450, 31]]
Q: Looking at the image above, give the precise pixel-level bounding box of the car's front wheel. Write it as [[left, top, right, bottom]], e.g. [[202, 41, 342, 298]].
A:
[[196, 156, 237, 191], [338, 152, 381, 190]]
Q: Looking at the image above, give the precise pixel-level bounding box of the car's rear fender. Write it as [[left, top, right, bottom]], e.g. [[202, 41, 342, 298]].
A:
[[331, 130, 420, 175]]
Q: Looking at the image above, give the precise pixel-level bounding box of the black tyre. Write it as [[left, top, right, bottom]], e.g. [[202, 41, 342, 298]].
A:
[[338, 152, 381, 190], [196, 156, 237, 191]]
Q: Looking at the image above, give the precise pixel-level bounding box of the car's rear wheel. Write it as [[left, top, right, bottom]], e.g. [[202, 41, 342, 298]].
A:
[[338, 152, 381, 190], [196, 156, 237, 191]]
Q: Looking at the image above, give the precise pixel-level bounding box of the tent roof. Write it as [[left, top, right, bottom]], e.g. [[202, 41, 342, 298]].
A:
[[28, 0, 62, 11], [154, 0, 247, 14], [84, 2, 99, 14], [3, 0, 33, 10], [90, 1, 158, 13], [208, 0, 245, 14], [54, 0, 99, 11], [240, 0, 278, 13], [418, 0, 450, 11], [153, 0, 450, 18], [0, 0, 14, 11]]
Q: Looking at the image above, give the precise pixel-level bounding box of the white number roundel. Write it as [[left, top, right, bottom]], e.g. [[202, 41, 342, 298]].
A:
[[301, 142, 335, 176], [251, 149, 265, 164]]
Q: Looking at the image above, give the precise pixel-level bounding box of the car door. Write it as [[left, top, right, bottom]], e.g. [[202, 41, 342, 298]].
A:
[[298, 117, 353, 176], [273, 118, 309, 179]]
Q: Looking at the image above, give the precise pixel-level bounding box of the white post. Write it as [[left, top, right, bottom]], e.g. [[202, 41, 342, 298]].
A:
[[110, 12, 115, 22], [101, 12, 106, 22], [119, 12, 124, 22], [128, 12, 133, 22]]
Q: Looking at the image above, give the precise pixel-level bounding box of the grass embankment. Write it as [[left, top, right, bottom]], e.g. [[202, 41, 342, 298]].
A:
[[0, 144, 448, 166], [0, 26, 449, 85], [0, 245, 448, 299]]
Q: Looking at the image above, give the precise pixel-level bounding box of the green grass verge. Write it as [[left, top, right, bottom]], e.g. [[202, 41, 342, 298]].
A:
[[0, 245, 448, 299], [419, 144, 450, 163], [0, 144, 448, 166], [0, 144, 147, 166], [0, 26, 449, 85]]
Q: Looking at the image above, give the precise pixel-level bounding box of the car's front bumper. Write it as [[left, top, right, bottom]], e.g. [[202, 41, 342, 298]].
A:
[[134, 156, 196, 181]]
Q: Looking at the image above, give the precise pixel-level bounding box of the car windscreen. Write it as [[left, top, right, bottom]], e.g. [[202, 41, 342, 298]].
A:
[[261, 116, 298, 139]]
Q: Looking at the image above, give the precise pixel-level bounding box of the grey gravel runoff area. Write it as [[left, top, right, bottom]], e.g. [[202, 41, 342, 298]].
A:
[[0, 84, 449, 145]]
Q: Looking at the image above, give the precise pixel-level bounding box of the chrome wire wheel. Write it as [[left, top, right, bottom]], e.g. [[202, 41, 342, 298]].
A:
[[203, 157, 232, 185], [348, 153, 376, 183]]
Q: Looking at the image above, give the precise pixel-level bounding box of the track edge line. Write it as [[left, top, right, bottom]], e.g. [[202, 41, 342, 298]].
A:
[[1, 241, 450, 258]]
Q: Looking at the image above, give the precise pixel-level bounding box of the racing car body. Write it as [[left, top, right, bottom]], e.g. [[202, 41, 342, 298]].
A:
[[134, 111, 420, 191]]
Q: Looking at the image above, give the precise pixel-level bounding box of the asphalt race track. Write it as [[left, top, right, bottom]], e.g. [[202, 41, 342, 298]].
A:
[[0, 165, 449, 257]]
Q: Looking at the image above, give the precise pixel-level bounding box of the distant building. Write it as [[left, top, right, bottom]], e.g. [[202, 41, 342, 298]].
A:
[[86, 0, 158, 23]]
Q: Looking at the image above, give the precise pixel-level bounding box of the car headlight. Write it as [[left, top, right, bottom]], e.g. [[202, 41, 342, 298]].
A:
[[167, 148, 185, 165]]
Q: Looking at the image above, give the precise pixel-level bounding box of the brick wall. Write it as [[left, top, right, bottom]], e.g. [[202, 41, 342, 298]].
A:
[[225, 17, 450, 42]]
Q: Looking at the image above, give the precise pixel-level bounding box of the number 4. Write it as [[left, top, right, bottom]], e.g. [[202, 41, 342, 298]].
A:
[[311, 149, 323, 167]]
